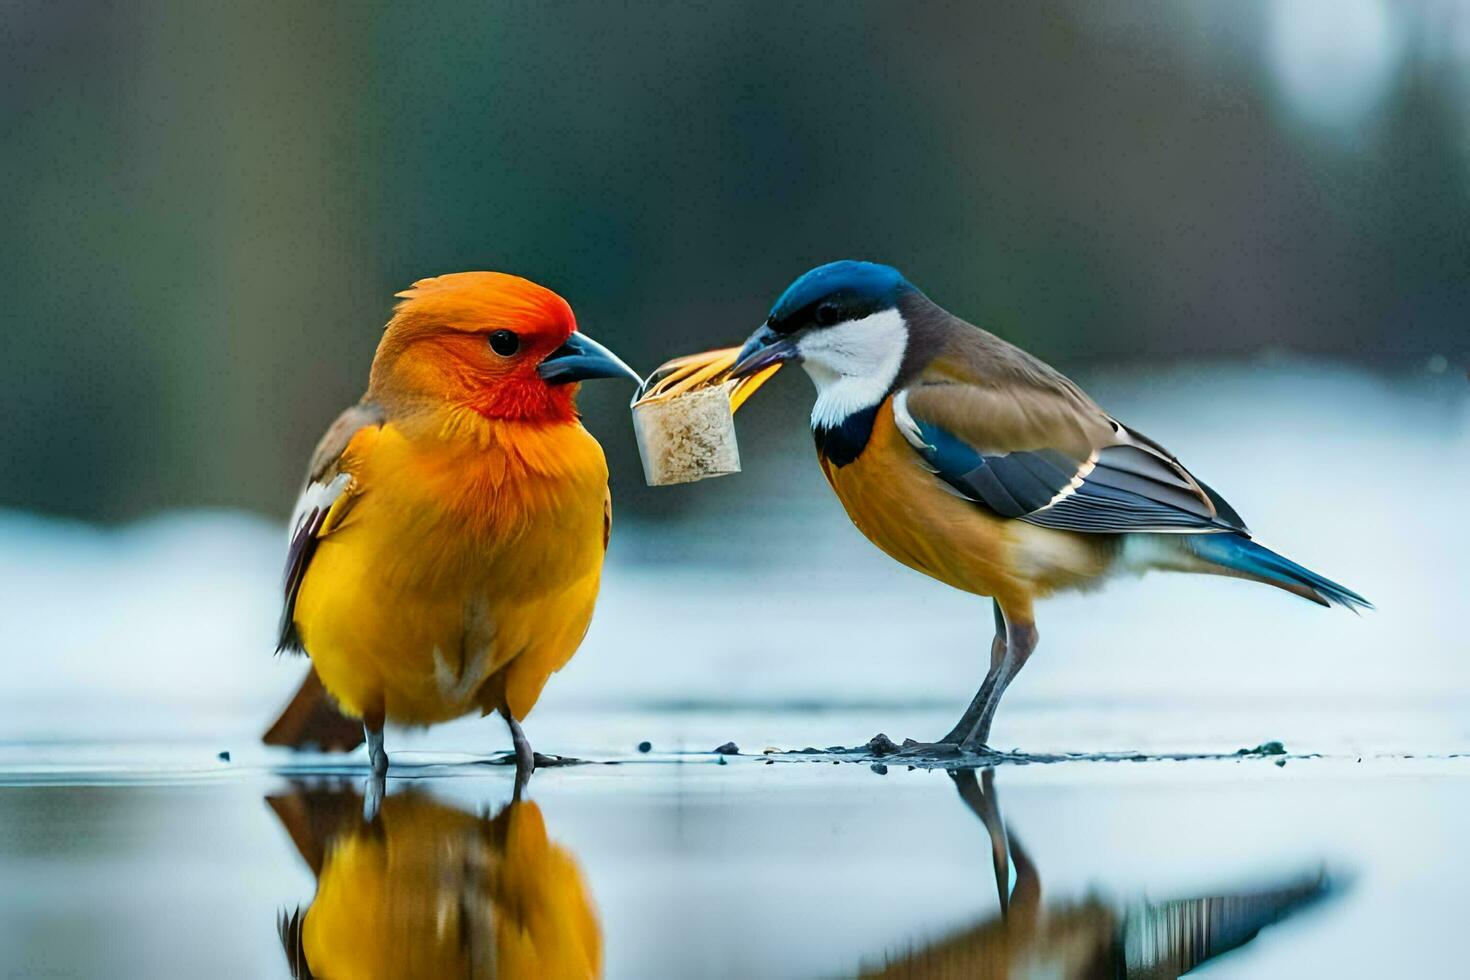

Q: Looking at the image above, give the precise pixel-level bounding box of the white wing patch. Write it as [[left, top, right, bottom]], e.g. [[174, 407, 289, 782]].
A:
[[287, 472, 350, 542], [891, 389, 930, 452], [1034, 451, 1097, 510], [894, 387, 984, 500]]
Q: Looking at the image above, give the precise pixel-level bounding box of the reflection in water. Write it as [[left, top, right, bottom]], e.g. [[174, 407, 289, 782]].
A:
[[268, 784, 601, 979], [265, 772, 1331, 979], [862, 770, 1332, 979]]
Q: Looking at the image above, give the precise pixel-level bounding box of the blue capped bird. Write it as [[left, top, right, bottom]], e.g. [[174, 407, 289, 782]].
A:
[[731, 260, 1369, 752]]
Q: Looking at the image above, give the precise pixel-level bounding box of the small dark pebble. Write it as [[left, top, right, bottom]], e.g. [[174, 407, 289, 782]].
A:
[[1274, 758, 1287, 767], [764, 759, 774, 765], [216, 751, 231, 763], [832, 760, 839, 765], [637, 741, 652, 754], [870, 763, 888, 775], [906, 765, 916, 771], [717, 755, 727, 766], [713, 741, 739, 755], [867, 733, 900, 756]]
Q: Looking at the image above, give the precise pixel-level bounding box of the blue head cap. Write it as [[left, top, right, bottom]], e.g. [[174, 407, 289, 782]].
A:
[[767, 260, 912, 333]]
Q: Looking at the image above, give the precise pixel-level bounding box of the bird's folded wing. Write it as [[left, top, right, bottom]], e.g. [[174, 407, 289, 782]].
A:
[[895, 380, 1245, 535], [277, 402, 385, 653]]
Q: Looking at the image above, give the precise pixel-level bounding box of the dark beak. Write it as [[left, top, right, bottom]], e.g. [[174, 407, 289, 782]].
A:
[[729, 324, 799, 379], [538, 331, 642, 385]]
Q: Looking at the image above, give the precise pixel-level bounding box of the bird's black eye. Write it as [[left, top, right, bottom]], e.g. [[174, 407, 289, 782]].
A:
[[488, 330, 519, 357], [814, 302, 840, 327]]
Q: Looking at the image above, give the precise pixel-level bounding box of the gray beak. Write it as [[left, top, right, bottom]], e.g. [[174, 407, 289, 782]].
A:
[[729, 324, 800, 378], [538, 331, 642, 385]]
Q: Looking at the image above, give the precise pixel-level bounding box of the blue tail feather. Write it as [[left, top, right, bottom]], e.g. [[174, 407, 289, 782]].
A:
[[1188, 534, 1372, 611]]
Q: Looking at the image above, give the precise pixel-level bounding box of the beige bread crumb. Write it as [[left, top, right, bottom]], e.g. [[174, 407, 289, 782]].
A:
[[632, 384, 741, 486]]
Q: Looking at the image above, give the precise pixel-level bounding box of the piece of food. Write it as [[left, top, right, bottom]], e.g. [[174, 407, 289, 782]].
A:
[[630, 347, 781, 486]]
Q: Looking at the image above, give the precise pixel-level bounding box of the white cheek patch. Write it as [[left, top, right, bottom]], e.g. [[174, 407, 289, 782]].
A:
[[800, 308, 908, 430]]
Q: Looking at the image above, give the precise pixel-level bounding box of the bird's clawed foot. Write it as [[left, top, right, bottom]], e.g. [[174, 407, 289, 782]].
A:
[[865, 733, 1000, 762], [901, 739, 1000, 759], [958, 740, 998, 757], [897, 739, 963, 759]]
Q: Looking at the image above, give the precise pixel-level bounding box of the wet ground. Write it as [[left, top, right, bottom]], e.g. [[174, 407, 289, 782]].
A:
[[3, 704, 1468, 979], [2, 361, 1464, 977]]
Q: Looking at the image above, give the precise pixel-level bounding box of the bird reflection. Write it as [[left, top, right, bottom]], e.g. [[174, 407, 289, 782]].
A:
[[269, 784, 601, 979], [861, 769, 1331, 979]]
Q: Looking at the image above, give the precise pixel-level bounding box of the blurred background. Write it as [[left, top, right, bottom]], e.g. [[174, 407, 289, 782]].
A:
[[4, 5, 1470, 978], [1, 0, 1467, 735], [5, 0, 1468, 521]]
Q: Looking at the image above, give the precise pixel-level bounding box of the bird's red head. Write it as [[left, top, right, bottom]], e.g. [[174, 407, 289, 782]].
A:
[[368, 272, 636, 423]]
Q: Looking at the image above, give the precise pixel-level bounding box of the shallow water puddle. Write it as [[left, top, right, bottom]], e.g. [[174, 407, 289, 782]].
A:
[[3, 742, 1469, 978]]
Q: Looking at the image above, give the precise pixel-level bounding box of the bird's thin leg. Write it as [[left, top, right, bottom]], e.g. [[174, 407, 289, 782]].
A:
[[363, 710, 388, 822], [961, 619, 1038, 750], [938, 656, 1002, 746], [363, 712, 388, 777], [938, 600, 1008, 745], [502, 708, 535, 792]]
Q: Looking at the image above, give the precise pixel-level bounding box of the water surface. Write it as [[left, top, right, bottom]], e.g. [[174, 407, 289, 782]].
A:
[[2, 711, 1467, 979]]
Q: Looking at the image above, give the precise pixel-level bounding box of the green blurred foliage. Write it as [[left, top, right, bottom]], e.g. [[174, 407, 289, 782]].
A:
[[2, 1, 1466, 521]]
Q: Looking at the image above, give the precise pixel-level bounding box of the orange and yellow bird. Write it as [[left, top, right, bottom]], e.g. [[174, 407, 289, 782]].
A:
[[275, 272, 640, 778], [731, 261, 1369, 753]]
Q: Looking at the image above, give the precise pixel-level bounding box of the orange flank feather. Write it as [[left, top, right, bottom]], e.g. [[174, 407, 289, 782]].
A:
[[275, 271, 630, 756]]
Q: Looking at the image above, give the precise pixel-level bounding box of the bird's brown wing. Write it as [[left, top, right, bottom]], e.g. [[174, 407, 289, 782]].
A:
[[276, 401, 385, 653], [896, 329, 1245, 534]]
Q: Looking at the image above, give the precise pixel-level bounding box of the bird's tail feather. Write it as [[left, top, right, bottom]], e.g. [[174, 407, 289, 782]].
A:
[[1187, 533, 1372, 611], [262, 670, 365, 751]]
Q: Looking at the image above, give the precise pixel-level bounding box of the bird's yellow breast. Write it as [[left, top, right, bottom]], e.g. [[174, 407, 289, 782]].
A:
[[820, 398, 1110, 612], [294, 414, 610, 724]]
